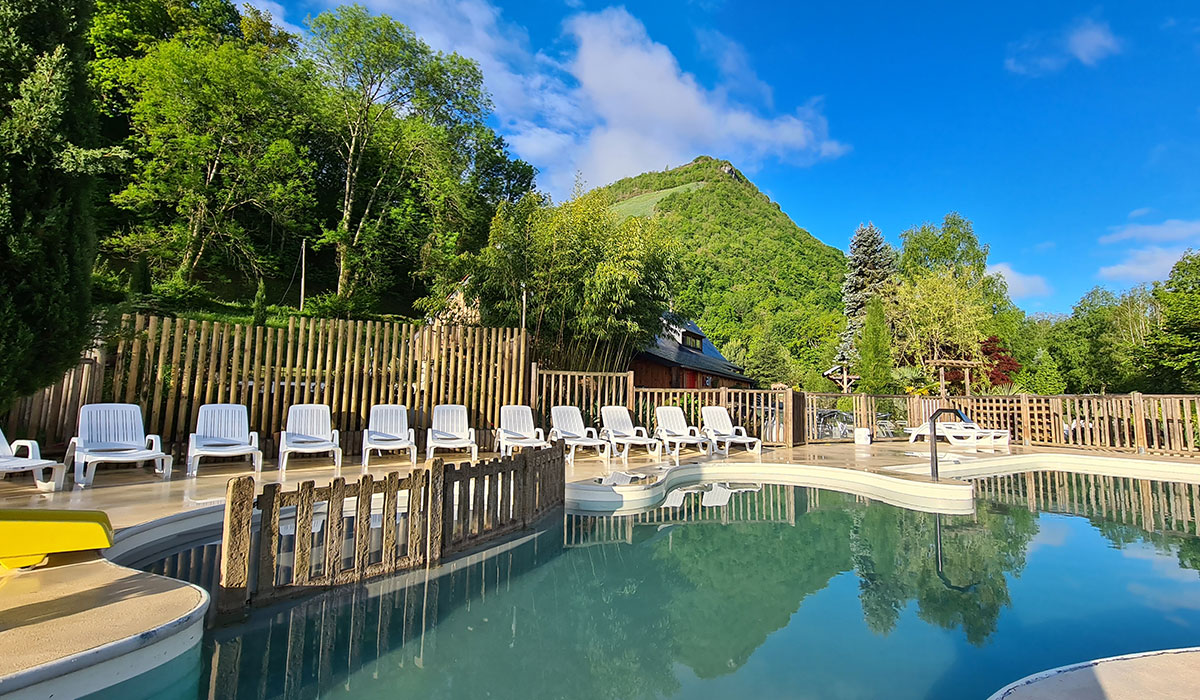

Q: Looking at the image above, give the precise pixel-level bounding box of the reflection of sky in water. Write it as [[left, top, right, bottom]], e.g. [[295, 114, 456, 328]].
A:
[[162, 487, 1200, 700]]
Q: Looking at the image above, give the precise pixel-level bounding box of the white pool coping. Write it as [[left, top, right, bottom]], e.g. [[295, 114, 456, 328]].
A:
[[988, 645, 1200, 699]]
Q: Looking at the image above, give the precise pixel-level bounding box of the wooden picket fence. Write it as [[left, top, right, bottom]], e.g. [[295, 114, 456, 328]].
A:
[[2, 314, 528, 456], [629, 387, 799, 446], [529, 364, 633, 428], [808, 392, 1200, 457], [216, 442, 566, 615]]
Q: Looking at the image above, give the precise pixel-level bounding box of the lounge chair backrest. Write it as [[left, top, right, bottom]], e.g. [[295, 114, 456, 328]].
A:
[[0, 426, 11, 457], [196, 404, 250, 441], [368, 405, 410, 436], [79, 403, 146, 446], [286, 404, 333, 440], [431, 404, 469, 440], [551, 406, 586, 437], [601, 406, 635, 436], [655, 406, 689, 435], [500, 405, 536, 438], [701, 406, 734, 434]]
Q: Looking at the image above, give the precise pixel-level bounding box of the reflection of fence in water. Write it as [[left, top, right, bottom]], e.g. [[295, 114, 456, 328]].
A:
[[969, 471, 1200, 536], [564, 484, 798, 547]]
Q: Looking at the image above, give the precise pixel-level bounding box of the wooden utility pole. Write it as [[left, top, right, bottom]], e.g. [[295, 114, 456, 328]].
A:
[[299, 240, 307, 312]]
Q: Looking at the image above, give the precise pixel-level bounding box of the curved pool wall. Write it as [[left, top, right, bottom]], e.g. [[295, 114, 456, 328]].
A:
[[568, 460, 976, 515]]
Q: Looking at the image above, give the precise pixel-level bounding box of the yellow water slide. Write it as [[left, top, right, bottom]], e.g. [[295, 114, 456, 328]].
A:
[[0, 509, 114, 569]]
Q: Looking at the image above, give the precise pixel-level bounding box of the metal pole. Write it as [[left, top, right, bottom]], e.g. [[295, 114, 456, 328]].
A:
[[299, 240, 307, 312], [520, 282, 527, 330], [929, 415, 939, 481]]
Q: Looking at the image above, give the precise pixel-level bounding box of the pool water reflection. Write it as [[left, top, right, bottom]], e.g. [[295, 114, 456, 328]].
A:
[[182, 474, 1200, 699]]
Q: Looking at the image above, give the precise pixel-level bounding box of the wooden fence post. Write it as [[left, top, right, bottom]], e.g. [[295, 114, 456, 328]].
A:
[[782, 388, 794, 447], [793, 391, 807, 446], [626, 371, 636, 411], [529, 361, 539, 410], [426, 459, 445, 565], [1132, 392, 1147, 453], [1020, 393, 1032, 446], [255, 483, 281, 600], [217, 476, 256, 617]]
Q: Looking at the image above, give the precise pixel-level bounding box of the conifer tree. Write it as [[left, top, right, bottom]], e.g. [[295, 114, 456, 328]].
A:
[[836, 222, 896, 366], [856, 298, 894, 393], [0, 0, 100, 404]]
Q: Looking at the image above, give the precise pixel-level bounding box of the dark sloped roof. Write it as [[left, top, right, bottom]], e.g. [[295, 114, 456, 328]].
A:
[[638, 319, 751, 382]]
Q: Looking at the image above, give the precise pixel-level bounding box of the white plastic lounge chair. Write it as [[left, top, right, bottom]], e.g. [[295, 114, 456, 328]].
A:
[[701, 406, 762, 456], [661, 484, 708, 508], [600, 406, 661, 460], [496, 405, 550, 457], [0, 427, 65, 492], [702, 482, 733, 507], [362, 405, 417, 469], [187, 403, 262, 477], [427, 404, 477, 462], [548, 406, 609, 462], [279, 404, 342, 473], [654, 406, 712, 458], [596, 471, 642, 486], [945, 421, 1011, 447], [905, 423, 985, 450], [65, 403, 172, 486]]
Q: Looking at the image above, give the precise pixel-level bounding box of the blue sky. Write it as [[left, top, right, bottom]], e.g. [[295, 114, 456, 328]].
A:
[[260, 0, 1200, 313]]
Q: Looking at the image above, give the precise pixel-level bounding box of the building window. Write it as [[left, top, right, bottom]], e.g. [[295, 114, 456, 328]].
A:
[[682, 333, 702, 350]]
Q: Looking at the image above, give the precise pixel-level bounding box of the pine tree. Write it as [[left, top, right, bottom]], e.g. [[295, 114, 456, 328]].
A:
[[856, 298, 894, 393], [0, 0, 100, 405], [836, 222, 896, 366]]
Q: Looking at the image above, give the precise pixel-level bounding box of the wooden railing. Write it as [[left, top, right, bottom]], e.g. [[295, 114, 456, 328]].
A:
[[806, 392, 1200, 457], [529, 364, 633, 428], [216, 442, 566, 615], [631, 387, 798, 446]]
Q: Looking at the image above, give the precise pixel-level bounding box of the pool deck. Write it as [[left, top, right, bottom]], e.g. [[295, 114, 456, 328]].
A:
[[990, 647, 1200, 700], [2, 440, 1199, 697]]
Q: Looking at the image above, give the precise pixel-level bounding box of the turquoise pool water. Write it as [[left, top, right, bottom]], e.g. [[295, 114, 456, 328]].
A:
[[162, 475, 1200, 699]]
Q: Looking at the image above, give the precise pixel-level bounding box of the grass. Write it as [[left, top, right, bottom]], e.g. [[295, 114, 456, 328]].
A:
[[610, 181, 705, 219]]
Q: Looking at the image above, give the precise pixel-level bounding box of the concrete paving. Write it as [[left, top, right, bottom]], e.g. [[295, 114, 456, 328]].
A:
[[992, 647, 1200, 699]]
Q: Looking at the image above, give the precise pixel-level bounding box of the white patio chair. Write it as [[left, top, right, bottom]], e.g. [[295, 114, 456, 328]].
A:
[[279, 404, 341, 473], [600, 406, 661, 460], [496, 405, 549, 457], [362, 404, 416, 469], [701, 406, 763, 456], [654, 406, 711, 458], [549, 406, 610, 462], [64, 403, 172, 487], [427, 404, 477, 462], [187, 403, 262, 477], [0, 426, 65, 492], [905, 422, 982, 449]]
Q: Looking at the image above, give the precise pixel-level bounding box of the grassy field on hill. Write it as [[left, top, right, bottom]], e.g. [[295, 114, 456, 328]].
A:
[[601, 156, 845, 387]]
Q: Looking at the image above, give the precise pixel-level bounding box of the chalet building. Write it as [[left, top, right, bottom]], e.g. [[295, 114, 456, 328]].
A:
[[632, 321, 752, 389]]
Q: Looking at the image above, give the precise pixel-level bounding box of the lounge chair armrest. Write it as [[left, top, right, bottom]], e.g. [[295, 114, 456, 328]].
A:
[[535, 428, 545, 441], [599, 428, 612, 441], [548, 428, 560, 441], [146, 434, 163, 452], [280, 431, 290, 445], [10, 439, 40, 460], [467, 428, 476, 442], [687, 427, 701, 437], [331, 429, 340, 445], [734, 427, 747, 437], [634, 427, 648, 438], [188, 433, 197, 451], [407, 428, 416, 443], [585, 427, 599, 439], [249, 432, 259, 448]]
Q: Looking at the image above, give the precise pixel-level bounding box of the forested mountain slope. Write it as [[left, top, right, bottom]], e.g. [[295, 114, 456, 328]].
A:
[[599, 156, 845, 385]]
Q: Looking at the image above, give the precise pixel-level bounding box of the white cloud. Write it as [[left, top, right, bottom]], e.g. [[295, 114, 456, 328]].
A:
[[1128, 207, 1153, 219], [243, 0, 305, 36], [1033, 240, 1056, 252], [988, 262, 1052, 299], [1097, 247, 1185, 282], [1006, 18, 1122, 76], [357, 1, 847, 198], [1100, 218, 1200, 244]]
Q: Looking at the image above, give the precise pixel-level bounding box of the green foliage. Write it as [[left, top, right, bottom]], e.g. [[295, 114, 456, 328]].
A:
[[856, 298, 894, 393], [598, 156, 846, 385], [837, 222, 896, 364], [1015, 349, 1066, 395], [111, 38, 315, 281], [898, 212, 988, 279], [467, 189, 680, 369], [251, 278, 268, 326], [890, 267, 988, 367], [610, 181, 704, 219], [1146, 251, 1200, 391], [0, 0, 98, 404]]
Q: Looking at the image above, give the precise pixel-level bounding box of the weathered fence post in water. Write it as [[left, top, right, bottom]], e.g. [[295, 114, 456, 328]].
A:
[[217, 475, 256, 617]]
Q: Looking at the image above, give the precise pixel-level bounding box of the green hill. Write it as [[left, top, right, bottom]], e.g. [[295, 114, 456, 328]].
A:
[[600, 156, 846, 387]]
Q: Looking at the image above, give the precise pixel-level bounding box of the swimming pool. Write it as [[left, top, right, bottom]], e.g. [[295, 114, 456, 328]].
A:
[[127, 473, 1200, 699]]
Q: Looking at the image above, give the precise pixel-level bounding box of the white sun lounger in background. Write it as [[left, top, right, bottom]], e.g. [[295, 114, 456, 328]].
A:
[[943, 421, 1011, 447], [600, 406, 661, 460], [427, 404, 477, 462], [549, 406, 609, 462], [701, 406, 763, 456], [905, 422, 987, 449], [187, 403, 262, 477], [496, 405, 550, 457], [279, 404, 342, 473], [0, 427, 65, 491], [654, 406, 711, 458], [65, 403, 172, 486], [362, 404, 417, 469]]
